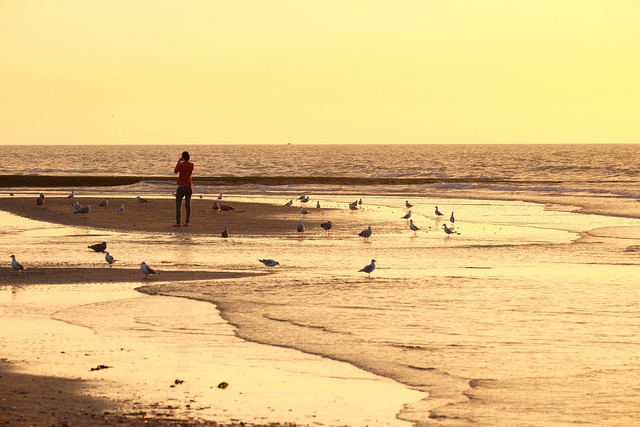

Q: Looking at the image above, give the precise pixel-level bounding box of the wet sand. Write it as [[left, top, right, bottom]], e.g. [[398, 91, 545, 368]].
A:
[[0, 198, 423, 427]]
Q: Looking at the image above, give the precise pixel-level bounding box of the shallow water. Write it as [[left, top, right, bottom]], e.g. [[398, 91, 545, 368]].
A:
[[2, 190, 640, 426]]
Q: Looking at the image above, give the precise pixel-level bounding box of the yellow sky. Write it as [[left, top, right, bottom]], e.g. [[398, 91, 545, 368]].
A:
[[1, 0, 639, 145]]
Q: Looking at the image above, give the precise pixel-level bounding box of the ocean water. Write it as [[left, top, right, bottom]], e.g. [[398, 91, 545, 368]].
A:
[[1, 144, 640, 426]]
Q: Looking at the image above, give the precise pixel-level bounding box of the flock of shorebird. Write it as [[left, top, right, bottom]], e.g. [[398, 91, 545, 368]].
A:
[[11, 192, 459, 279]]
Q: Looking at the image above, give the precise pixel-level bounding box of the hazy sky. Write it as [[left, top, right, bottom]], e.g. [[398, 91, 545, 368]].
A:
[[1, 1, 639, 145]]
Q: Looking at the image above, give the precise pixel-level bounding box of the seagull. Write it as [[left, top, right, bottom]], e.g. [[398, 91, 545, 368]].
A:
[[443, 223, 457, 236], [401, 211, 412, 220], [39, 193, 45, 199], [136, 196, 150, 203], [67, 190, 75, 198], [405, 200, 413, 209], [299, 196, 310, 204], [435, 206, 443, 218], [450, 212, 455, 223], [212, 201, 220, 211], [409, 219, 420, 235], [349, 202, 359, 211], [358, 198, 363, 206], [359, 259, 376, 278], [259, 259, 280, 271], [217, 193, 223, 200], [36, 195, 44, 205], [140, 261, 159, 278], [358, 225, 372, 242], [117, 204, 125, 213], [299, 207, 309, 216], [316, 201, 321, 209], [72, 200, 82, 211], [74, 205, 91, 214], [320, 220, 332, 233], [297, 221, 305, 233], [105, 252, 116, 267], [99, 198, 108, 207], [219, 203, 235, 212], [284, 199, 293, 207], [221, 227, 229, 238], [88, 241, 107, 252], [10, 255, 25, 273]]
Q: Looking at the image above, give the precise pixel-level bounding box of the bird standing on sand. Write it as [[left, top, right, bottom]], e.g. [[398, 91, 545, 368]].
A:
[[358, 225, 372, 242], [316, 201, 321, 209], [221, 227, 229, 238], [217, 193, 223, 200], [117, 204, 125, 213], [259, 259, 280, 271], [105, 252, 116, 267], [297, 221, 305, 233], [443, 223, 457, 236], [72, 200, 82, 211], [359, 259, 376, 278], [401, 211, 412, 220], [299, 195, 310, 204], [320, 220, 333, 233], [284, 199, 293, 207], [99, 198, 108, 207], [67, 190, 75, 198], [405, 200, 413, 209], [136, 196, 150, 203], [36, 194, 44, 205], [88, 242, 107, 252], [140, 261, 159, 278], [409, 219, 420, 235], [10, 255, 25, 273], [349, 202, 359, 211], [300, 207, 309, 216], [435, 206, 443, 218]]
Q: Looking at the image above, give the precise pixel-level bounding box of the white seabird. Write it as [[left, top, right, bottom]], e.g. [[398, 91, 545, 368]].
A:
[[435, 206, 443, 217], [409, 219, 420, 235], [300, 207, 309, 216], [72, 200, 82, 211], [259, 259, 280, 271], [136, 196, 150, 203], [117, 204, 125, 213], [443, 223, 456, 236], [99, 198, 109, 207], [67, 190, 75, 198], [359, 259, 376, 278], [140, 261, 159, 278], [10, 255, 25, 273], [284, 199, 293, 207], [105, 252, 116, 267], [358, 225, 372, 242]]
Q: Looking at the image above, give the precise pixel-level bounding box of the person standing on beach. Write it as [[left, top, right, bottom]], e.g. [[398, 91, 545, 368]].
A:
[[174, 151, 194, 226]]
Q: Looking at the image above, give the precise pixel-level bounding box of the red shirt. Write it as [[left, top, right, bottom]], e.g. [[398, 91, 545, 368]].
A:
[[174, 160, 194, 187]]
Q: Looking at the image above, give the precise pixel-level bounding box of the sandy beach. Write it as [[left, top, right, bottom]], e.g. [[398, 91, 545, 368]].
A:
[[0, 196, 424, 427], [0, 195, 345, 237]]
